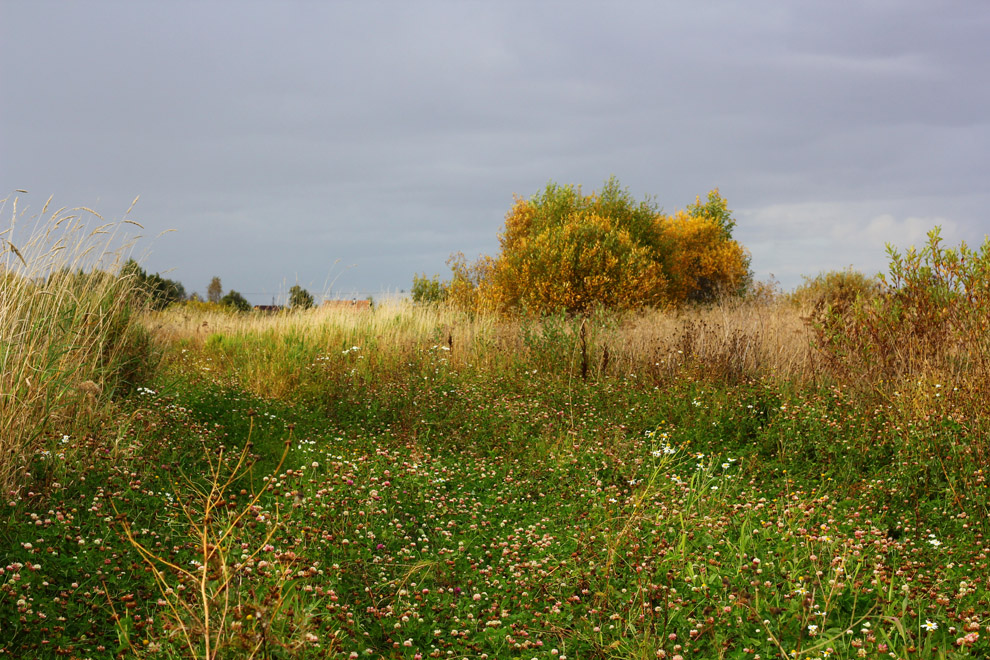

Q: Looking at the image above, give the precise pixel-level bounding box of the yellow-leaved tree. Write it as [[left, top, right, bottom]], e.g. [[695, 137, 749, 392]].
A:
[[661, 190, 752, 305], [442, 178, 750, 314]]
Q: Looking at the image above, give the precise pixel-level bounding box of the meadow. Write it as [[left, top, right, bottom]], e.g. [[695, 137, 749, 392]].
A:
[[1, 212, 989, 659]]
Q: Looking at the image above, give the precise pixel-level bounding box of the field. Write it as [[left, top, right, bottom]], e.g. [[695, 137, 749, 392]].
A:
[[2, 220, 989, 659]]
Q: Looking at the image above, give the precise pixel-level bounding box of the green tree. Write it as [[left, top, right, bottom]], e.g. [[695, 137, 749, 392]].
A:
[[220, 290, 251, 312], [411, 274, 448, 305], [121, 259, 186, 310], [207, 277, 223, 304], [289, 285, 314, 310], [687, 188, 736, 240]]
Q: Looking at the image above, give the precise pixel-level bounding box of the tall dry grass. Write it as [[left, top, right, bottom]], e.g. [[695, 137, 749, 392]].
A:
[[609, 296, 814, 383], [147, 300, 503, 398], [0, 194, 151, 492], [150, 294, 816, 404], [149, 299, 490, 351]]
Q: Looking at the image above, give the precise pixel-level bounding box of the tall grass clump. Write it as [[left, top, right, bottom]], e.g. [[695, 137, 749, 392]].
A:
[[0, 194, 153, 492]]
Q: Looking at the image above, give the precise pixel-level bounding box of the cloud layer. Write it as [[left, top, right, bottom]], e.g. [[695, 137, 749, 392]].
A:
[[3, 1, 988, 302]]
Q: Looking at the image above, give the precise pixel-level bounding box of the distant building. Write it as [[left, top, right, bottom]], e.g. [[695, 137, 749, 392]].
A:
[[253, 305, 284, 313]]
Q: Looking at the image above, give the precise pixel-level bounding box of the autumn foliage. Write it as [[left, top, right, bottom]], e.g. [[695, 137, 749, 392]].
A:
[[445, 178, 750, 314]]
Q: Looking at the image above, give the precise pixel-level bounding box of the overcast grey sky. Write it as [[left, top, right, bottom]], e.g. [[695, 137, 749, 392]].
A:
[[3, 1, 988, 303]]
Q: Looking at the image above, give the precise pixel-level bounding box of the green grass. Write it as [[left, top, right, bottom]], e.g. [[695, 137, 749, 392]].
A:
[[2, 313, 989, 660]]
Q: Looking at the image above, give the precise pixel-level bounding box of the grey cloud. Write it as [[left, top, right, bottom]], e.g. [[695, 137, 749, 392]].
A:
[[3, 1, 988, 301]]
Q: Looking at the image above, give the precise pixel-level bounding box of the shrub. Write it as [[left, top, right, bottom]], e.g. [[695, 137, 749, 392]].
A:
[[792, 267, 881, 325], [173, 298, 226, 314], [411, 273, 448, 305], [446, 252, 496, 313], [444, 178, 750, 315], [815, 227, 990, 389], [659, 207, 751, 304]]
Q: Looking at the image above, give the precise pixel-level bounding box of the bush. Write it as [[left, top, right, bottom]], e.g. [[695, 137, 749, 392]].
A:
[[411, 273, 448, 305], [172, 298, 225, 314], [659, 204, 752, 304], [815, 228, 990, 388], [792, 267, 881, 324], [444, 178, 751, 315], [446, 252, 496, 313]]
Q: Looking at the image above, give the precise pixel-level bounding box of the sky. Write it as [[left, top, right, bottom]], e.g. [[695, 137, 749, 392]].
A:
[[3, 1, 989, 304]]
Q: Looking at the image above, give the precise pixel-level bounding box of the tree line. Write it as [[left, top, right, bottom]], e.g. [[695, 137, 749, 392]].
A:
[[122, 261, 316, 312]]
